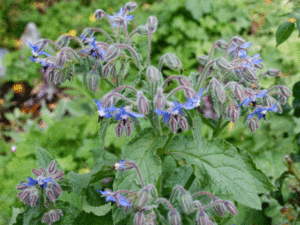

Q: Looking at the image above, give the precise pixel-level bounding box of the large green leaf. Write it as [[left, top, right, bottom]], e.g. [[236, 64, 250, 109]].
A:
[[276, 22, 295, 46], [165, 118, 265, 210], [35, 146, 62, 171]]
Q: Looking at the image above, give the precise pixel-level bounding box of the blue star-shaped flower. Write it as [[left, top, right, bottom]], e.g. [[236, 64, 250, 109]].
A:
[[238, 89, 268, 108], [27, 41, 51, 58], [182, 88, 204, 110], [114, 107, 145, 121], [247, 102, 277, 120], [80, 35, 106, 61], [154, 101, 184, 123], [97, 189, 131, 207], [25, 176, 56, 189], [94, 99, 117, 118], [29, 57, 56, 72], [229, 42, 252, 58], [242, 54, 263, 69], [108, 7, 134, 27]]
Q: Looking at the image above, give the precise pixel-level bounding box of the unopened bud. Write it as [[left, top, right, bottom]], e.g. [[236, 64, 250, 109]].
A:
[[243, 67, 257, 82], [280, 86, 292, 97], [116, 120, 124, 138], [42, 212, 50, 223], [217, 40, 228, 51], [56, 35, 69, 48], [146, 211, 156, 225], [113, 16, 125, 27], [136, 25, 149, 36], [212, 199, 226, 217], [168, 210, 181, 225], [198, 55, 209, 66], [37, 40, 48, 53], [47, 189, 56, 202], [147, 16, 158, 32], [263, 95, 273, 108], [104, 44, 120, 62], [102, 65, 110, 78], [125, 119, 133, 137], [56, 209, 63, 217], [136, 189, 150, 209], [163, 53, 182, 70], [169, 115, 178, 133], [87, 71, 100, 92], [224, 201, 237, 215], [276, 102, 283, 114], [20, 190, 30, 202], [52, 184, 63, 198], [234, 84, 244, 100], [247, 118, 256, 132], [137, 91, 149, 114], [155, 87, 165, 110], [134, 212, 146, 225], [179, 191, 194, 215], [52, 171, 64, 181], [30, 193, 38, 207], [254, 117, 260, 129], [40, 167, 46, 176], [55, 51, 66, 67], [146, 66, 160, 82], [178, 115, 188, 131], [49, 211, 59, 223], [231, 107, 240, 123], [254, 62, 264, 69], [94, 9, 104, 20], [32, 169, 42, 177], [266, 69, 281, 77], [196, 211, 211, 225], [233, 36, 245, 45], [216, 57, 232, 72], [48, 161, 56, 174], [125, 2, 138, 12], [235, 68, 243, 79], [279, 95, 287, 105], [214, 84, 226, 103], [16, 184, 27, 191]]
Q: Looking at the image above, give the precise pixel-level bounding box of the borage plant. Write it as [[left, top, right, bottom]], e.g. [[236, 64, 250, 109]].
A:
[[13, 2, 292, 224]]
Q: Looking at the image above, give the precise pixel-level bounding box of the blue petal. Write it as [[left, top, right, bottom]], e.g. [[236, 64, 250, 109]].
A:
[[197, 88, 204, 99], [93, 99, 103, 110], [118, 7, 124, 16], [38, 51, 51, 57], [98, 190, 109, 195], [154, 109, 165, 115], [25, 177, 38, 187], [125, 15, 134, 21], [268, 102, 277, 112], [252, 59, 263, 64], [115, 113, 122, 120], [106, 105, 117, 113], [256, 90, 268, 98], [29, 57, 37, 62], [79, 34, 88, 41], [251, 54, 260, 59], [163, 113, 171, 123], [257, 112, 263, 120], [247, 112, 256, 120], [244, 98, 252, 106], [239, 50, 247, 58], [241, 42, 252, 49], [119, 160, 125, 164], [108, 15, 116, 20], [106, 195, 116, 202], [228, 46, 235, 52]]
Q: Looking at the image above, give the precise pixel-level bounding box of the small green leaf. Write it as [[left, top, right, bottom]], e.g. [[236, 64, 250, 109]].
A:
[[59, 192, 83, 209], [276, 22, 295, 46], [35, 146, 62, 170]]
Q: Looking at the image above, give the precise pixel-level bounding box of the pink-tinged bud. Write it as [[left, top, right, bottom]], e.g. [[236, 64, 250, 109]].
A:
[[280, 86, 292, 98], [57, 35, 69, 48], [163, 53, 182, 70], [48, 161, 56, 174], [113, 16, 125, 27], [137, 91, 149, 114], [224, 201, 237, 215], [102, 65, 110, 78], [178, 115, 188, 131], [233, 36, 245, 45], [168, 210, 181, 225], [214, 84, 226, 103], [147, 16, 158, 32], [87, 71, 100, 92], [146, 66, 160, 82], [32, 169, 42, 177], [279, 95, 287, 105], [155, 87, 165, 110], [196, 211, 211, 225], [216, 57, 232, 72], [49, 211, 59, 223], [276, 103, 283, 114], [37, 40, 48, 53], [231, 107, 240, 123], [116, 120, 124, 138], [56, 209, 63, 217], [216, 40, 228, 51], [134, 211, 146, 225], [136, 189, 150, 209], [243, 67, 257, 82], [20, 190, 30, 202], [169, 115, 178, 133], [178, 77, 192, 87], [146, 211, 156, 225], [104, 44, 120, 62], [52, 171, 64, 181], [234, 84, 244, 100], [212, 199, 226, 217], [137, 25, 149, 36], [16, 184, 27, 190], [125, 2, 138, 12], [263, 95, 273, 108], [254, 62, 264, 69], [40, 168, 46, 176], [254, 117, 260, 129], [42, 213, 50, 223], [55, 51, 66, 67], [17, 192, 23, 198], [47, 189, 56, 202], [180, 191, 194, 215], [247, 118, 256, 132], [30, 193, 38, 207], [94, 9, 104, 20], [235, 68, 243, 79], [52, 184, 63, 198], [198, 55, 209, 66], [125, 119, 133, 137], [266, 69, 281, 77]]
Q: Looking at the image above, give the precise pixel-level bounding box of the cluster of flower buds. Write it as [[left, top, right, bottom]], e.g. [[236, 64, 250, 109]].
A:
[[16, 161, 64, 224], [41, 209, 63, 225]]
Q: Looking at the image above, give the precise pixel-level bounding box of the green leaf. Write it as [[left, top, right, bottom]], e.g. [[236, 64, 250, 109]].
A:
[[82, 202, 111, 217], [68, 172, 91, 195], [59, 192, 83, 209], [9, 208, 23, 225], [35, 146, 62, 170], [293, 81, 300, 98], [185, 0, 211, 20], [276, 22, 295, 46]]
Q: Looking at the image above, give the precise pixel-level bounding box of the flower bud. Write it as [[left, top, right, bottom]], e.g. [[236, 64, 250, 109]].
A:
[[16, 184, 27, 191], [32, 169, 43, 177], [136, 189, 150, 209], [116, 120, 124, 138], [56, 35, 69, 48], [266, 69, 281, 77], [55, 51, 66, 67], [235, 68, 243, 80], [48, 161, 56, 174], [104, 44, 120, 62], [179, 191, 194, 215], [214, 84, 226, 103], [146, 211, 156, 225], [169, 115, 178, 133], [30, 193, 38, 207], [216, 58, 232, 72], [154, 87, 165, 110], [125, 119, 133, 137], [163, 53, 182, 70], [196, 211, 211, 225], [231, 107, 240, 123], [136, 25, 149, 36], [198, 55, 209, 66], [37, 40, 48, 53], [125, 2, 138, 12], [20, 190, 30, 202], [276, 102, 283, 114], [147, 16, 158, 32], [234, 84, 244, 100], [224, 201, 237, 215], [52, 184, 63, 198], [178, 115, 188, 131], [247, 118, 256, 132], [52, 171, 64, 181], [254, 62, 264, 69], [94, 9, 104, 20], [233, 36, 245, 45], [137, 91, 149, 114], [217, 40, 228, 51], [102, 65, 110, 78], [279, 95, 287, 105], [42, 212, 50, 224], [280, 86, 292, 98], [263, 95, 273, 108], [113, 16, 125, 27], [146, 66, 160, 82], [134, 212, 146, 225], [212, 199, 226, 217], [243, 67, 257, 82], [40, 167, 46, 176], [56, 209, 63, 217], [168, 210, 181, 225], [87, 71, 100, 92], [47, 189, 56, 202], [254, 117, 260, 129]]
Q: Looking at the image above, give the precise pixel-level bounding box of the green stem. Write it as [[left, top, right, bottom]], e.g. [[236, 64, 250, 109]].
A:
[[285, 155, 300, 183], [102, 77, 116, 88]]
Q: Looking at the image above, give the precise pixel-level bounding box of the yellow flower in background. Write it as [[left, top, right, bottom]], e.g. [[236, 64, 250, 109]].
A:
[[67, 29, 77, 36], [0, 98, 5, 105], [264, 0, 273, 5], [12, 83, 25, 94], [108, 7, 113, 13], [229, 121, 234, 132], [288, 18, 297, 23], [142, 4, 151, 10], [14, 39, 22, 49], [89, 14, 96, 22]]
